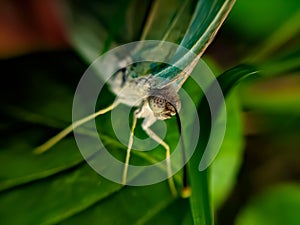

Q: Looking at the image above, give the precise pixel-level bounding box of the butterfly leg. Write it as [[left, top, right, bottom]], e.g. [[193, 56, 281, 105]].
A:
[[122, 109, 138, 185], [34, 101, 120, 154], [141, 122, 178, 197]]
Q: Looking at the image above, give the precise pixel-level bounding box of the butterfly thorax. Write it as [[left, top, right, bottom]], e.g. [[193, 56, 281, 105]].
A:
[[110, 68, 181, 121]]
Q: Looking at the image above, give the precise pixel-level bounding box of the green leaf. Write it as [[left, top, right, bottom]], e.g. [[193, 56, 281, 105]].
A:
[[239, 73, 300, 115], [0, 163, 123, 225], [235, 183, 300, 225], [189, 64, 258, 225], [0, 56, 250, 225], [258, 47, 300, 77], [0, 53, 86, 191], [228, 0, 300, 42], [210, 91, 244, 208], [0, 136, 82, 191], [246, 8, 300, 62], [59, 183, 188, 225]]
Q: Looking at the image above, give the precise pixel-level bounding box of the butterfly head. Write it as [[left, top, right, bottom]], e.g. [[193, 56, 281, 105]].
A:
[[148, 89, 180, 120]]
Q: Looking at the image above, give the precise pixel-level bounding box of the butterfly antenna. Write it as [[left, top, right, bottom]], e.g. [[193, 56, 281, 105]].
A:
[[174, 108, 191, 198]]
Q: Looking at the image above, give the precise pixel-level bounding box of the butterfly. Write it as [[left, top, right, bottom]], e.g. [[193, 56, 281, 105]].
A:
[[35, 0, 236, 197]]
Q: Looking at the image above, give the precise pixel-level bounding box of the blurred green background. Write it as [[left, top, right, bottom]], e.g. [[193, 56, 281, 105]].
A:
[[0, 0, 299, 225]]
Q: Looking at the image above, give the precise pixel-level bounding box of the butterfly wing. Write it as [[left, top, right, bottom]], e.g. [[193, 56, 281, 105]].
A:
[[150, 0, 236, 89]]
